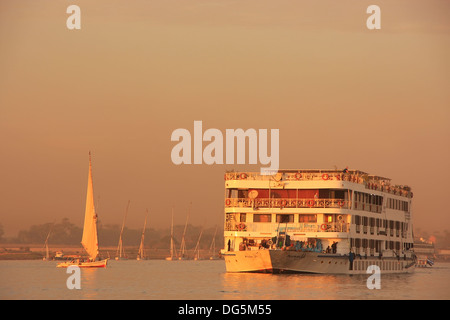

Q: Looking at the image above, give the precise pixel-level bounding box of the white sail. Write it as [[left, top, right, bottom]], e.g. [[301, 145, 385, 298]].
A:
[[81, 152, 99, 261]]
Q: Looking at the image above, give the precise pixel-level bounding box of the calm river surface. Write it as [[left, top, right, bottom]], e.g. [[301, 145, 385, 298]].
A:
[[1, 260, 449, 300]]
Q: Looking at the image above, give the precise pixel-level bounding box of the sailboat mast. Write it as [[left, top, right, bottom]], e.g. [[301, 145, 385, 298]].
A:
[[209, 225, 218, 257], [138, 210, 148, 259], [43, 222, 54, 260], [117, 200, 130, 258], [179, 203, 191, 258], [170, 207, 175, 259], [194, 228, 203, 260]]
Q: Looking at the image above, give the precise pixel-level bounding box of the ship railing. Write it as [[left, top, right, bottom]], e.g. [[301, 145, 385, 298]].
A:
[[224, 172, 412, 198], [225, 198, 351, 209], [224, 171, 357, 183], [225, 222, 349, 233]]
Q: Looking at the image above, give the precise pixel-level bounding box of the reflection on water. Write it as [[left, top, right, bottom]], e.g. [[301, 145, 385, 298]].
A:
[[80, 268, 101, 299], [221, 272, 359, 300], [1, 260, 449, 300]]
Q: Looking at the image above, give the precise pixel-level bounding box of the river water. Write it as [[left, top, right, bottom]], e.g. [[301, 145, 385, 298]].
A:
[[1, 260, 449, 300]]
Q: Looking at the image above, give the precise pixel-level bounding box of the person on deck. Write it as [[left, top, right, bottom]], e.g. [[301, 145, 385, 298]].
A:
[[331, 241, 337, 254]]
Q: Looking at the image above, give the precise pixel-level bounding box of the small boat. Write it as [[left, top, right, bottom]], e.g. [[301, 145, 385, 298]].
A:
[[54, 252, 82, 261], [57, 153, 108, 268], [57, 258, 108, 268]]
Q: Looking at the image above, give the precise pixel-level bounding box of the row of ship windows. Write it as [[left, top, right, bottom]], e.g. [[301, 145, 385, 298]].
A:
[[353, 215, 408, 230], [354, 191, 409, 212], [387, 198, 409, 211], [350, 238, 413, 251], [236, 213, 317, 223], [230, 213, 409, 226]]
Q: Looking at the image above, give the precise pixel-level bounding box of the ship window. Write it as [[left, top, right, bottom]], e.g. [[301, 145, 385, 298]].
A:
[[228, 189, 238, 198], [363, 216, 368, 226], [238, 190, 248, 198], [276, 214, 294, 223], [362, 239, 368, 248], [334, 190, 345, 199], [253, 214, 272, 223], [298, 214, 317, 223]]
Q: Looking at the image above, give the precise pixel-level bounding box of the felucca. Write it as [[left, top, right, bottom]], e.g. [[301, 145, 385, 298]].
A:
[[137, 210, 148, 260], [193, 227, 203, 261], [43, 223, 53, 261], [165, 207, 178, 260], [178, 204, 191, 260], [57, 153, 108, 268], [209, 225, 220, 260], [115, 200, 131, 260]]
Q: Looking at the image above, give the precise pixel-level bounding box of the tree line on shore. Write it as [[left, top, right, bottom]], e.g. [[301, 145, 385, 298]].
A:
[[0, 218, 223, 251], [1, 220, 450, 251]]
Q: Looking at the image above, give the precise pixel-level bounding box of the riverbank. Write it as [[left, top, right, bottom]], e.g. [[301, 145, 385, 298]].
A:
[[0, 244, 220, 260]]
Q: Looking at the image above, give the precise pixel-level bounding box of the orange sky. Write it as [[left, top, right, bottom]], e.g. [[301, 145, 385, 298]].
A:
[[0, 0, 449, 237]]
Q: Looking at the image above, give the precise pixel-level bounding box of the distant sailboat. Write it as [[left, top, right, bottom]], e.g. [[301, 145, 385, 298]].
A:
[[43, 222, 54, 261], [193, 227, 203, 261], [57, 152, 108, 268], [165, 207, 178, 261], [209, 225, 220, 260], [115, 200, 130, 260], [137, 210, 148, 260], [178, 204, 191, 260]]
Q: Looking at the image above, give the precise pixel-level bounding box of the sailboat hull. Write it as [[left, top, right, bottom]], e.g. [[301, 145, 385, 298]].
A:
[[57, 259, 108, 268]]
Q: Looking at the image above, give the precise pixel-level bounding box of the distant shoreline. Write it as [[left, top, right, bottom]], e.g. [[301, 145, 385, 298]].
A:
[[0, 244, 220, 261]]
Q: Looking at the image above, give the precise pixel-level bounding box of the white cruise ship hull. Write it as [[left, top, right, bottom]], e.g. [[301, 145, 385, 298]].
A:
[[224, 250, 415, 274]]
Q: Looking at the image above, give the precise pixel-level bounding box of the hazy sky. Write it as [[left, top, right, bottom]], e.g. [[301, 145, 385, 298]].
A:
[[1, 0, 449, 237]]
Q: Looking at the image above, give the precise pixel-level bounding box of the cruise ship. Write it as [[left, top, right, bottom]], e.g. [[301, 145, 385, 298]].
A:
[[221, 169, 416, 274], [414, 238, 435, 267]]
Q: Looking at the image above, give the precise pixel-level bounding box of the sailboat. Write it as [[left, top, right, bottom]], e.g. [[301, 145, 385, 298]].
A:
[[42, 222, 54, 261], [137, 210, 148, 260], [165, 207, 178, 260], [209, 225, 220, 260], [178, 204, 191, 260], [193, 227, 203, 261], [57, 153, 108, 268], [115, 200, 130, 260]]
